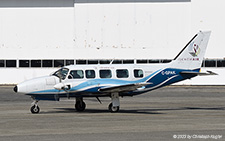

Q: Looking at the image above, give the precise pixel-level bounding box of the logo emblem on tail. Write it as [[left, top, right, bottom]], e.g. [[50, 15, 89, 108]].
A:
[[189, 42, 201, 57]]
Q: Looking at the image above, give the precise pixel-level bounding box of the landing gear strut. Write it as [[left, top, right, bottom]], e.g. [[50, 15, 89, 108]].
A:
[[30, 100, 40, 114], [108, 93, 120, 113], [75, 97, 86, 112]]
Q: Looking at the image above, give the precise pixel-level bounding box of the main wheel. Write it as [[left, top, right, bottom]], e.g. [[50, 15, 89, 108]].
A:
[[30, 105, 40, 114], [108, 103, 119, 113], [75, 101, 86, 112]]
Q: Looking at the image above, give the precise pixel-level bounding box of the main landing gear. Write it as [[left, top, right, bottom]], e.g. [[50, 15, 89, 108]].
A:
[[74, 93, 120, 113], [75, 97, 86, 112], [108, 103, 119, 112], [30, 99, 40, 114], [108, 93, 120, 113]]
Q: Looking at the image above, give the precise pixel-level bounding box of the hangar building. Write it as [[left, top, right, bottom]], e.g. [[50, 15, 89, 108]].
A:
[[0, 0, 224, 84]]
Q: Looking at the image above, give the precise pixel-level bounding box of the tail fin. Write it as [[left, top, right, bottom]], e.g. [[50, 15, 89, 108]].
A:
[[170, 31, 211, 70]]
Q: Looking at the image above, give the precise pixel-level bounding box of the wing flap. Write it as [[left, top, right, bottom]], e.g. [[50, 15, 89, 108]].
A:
[[98, 82, 152, 93]]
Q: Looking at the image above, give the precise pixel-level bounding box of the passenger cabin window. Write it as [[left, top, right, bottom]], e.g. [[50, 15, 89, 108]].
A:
[[99, 70, 112, 78], [69, 70, 84, 79], [134, 69, 144, 78], [85, 70, 95, 79], [116, 69, 129, 78]]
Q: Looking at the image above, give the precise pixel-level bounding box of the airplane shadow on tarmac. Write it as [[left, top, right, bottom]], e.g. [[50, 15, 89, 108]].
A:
[[39, 107, 225, 115]]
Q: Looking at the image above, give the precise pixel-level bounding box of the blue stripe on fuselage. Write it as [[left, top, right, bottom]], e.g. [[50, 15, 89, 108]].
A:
[[29, 68, 199, 95]]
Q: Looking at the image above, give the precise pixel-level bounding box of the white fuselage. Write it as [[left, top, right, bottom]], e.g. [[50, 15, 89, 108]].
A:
[[16, 63, 169, 95]]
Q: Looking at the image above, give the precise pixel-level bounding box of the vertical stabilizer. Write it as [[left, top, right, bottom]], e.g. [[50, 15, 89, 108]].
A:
[[170, 31, 211, 70]]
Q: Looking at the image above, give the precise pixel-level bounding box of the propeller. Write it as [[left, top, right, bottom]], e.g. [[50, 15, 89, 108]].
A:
[[53, 68, 71, 99]]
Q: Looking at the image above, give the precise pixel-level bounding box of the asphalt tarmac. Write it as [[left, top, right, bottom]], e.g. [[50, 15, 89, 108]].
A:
[[0, 86, 225, 141]]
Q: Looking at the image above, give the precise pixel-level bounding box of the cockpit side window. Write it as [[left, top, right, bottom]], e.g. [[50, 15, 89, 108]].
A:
[[69, 70, 84, 79], [52, 68, 69, 80]]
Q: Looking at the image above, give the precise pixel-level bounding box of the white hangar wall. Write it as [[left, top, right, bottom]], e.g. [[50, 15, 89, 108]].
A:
[[0, 0, 224, 84], [191, 0, 225, 59], [74, 0, 225, 59], [74, 1, 191, 59], [0, 0, 75, 59]]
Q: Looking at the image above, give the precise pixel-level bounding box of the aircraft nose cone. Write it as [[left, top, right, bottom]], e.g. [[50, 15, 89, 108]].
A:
[[13, 85, 18, 93]]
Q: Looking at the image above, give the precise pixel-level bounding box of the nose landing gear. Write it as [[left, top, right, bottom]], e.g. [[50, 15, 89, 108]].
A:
[[30, 100, 40, 114]]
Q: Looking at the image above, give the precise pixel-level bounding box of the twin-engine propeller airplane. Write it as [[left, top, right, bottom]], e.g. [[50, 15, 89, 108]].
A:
[[14, 31, 216, 114]]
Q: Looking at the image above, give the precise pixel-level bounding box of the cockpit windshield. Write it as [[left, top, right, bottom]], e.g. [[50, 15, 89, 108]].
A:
[[52, 68, 69, 80]]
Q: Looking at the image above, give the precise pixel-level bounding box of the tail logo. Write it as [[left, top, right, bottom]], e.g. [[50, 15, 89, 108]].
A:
[[189, 42, 201, 57]]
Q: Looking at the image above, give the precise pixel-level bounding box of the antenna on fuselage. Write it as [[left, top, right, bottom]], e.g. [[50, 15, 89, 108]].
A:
[[110, 58, 115, 65]]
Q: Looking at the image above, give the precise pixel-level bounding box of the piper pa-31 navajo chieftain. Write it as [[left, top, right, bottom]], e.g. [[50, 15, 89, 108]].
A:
[[14, 31, 216, 114]]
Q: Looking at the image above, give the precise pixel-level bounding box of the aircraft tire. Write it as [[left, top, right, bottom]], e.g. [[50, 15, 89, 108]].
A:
[[108, 103, 119, 113], [75, 101, 86, 112], [30, 105, 40, 114]]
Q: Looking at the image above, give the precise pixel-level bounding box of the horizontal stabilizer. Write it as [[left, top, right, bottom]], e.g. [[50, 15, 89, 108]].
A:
[[180, 70, 217, 76], [98, 82, 152, 93]]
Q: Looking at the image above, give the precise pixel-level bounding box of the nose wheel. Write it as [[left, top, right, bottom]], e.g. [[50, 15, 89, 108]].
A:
[[30, 100, 40, 114], [31, 105, 40, 114]]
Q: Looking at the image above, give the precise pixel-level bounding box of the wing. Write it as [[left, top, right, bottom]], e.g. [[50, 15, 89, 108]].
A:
[[98, 82, 152, 93], [180, 70, 217, 76]]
